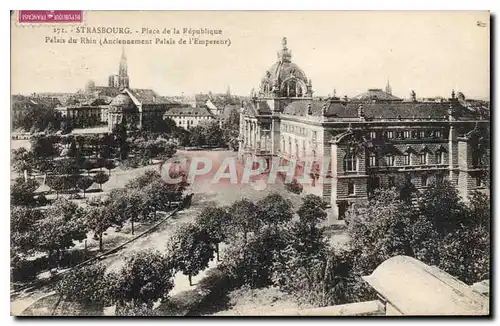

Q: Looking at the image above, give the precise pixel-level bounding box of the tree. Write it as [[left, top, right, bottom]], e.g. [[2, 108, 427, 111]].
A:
[[56, 263, 112, 315], [35, 159, 54, 181], [196, 206, 231, 261], [256, 193, 294, 229], [297, 195, 328, 227], [104, 159, 116, 176], [46, 175, 66, 199], [77, 177, 94, 198], [109, 189, 143, 235], [220, 227, 287, 289], [11, 179, 39, 206], [126, 170, 162, 190], [284, 178, 303, 194], [417, 180, 467, 235], [82, 159, 94, 176], [111, 250, 175, 311], [93, 171, 109, 191], [11, 206, 43, 254], [12, 147, 34, 177], [53, 158, 80, 176], [439, 225, 490, 284], [85, 198, 114, 252], [36, 198, 87, 263], [167, 223, 214, 286], [345, 189, 414, 274], [226, 198, 261, 244], [222, 108, 240, 150]]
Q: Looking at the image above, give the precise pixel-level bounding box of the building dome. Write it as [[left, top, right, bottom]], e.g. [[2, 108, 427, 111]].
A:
[[259, 37, 311, 98], [109, 93, 135, 112]]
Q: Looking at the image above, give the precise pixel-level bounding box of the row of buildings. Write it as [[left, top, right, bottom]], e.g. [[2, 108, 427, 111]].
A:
[[238, 37, 490, 219], [12, 47, 239, 133]]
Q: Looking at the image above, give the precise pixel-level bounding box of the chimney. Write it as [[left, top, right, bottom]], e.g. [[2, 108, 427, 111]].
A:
[[322, 102, 329, 116]]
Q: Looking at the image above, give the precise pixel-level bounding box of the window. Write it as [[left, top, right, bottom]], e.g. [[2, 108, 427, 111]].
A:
[[344, 154, 357, 172], [388, 176, 396, 187], [369, 131, 377, 139], [421, 175, 428, 187], [368, 153, 377, 167], [435, 151, 443, 165], [419, 130, 426, 138], [435, 130, 442, 138], [385, 154, 395, 166], [476, 176, 482, 187], [312, 131, 317, 141], [386, 131, 394, 139], [403, 130, 411, 139], [419, 153, 427, 165], [403, 153, 411, 165], [435, 174, 444, 184], [347, 182, 355, 195]]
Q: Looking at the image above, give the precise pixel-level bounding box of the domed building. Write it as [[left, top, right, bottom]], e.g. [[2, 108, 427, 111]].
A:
[[258, 37, 313, 98], [239, 37, 489, 220], [107, 88, 179, 131]]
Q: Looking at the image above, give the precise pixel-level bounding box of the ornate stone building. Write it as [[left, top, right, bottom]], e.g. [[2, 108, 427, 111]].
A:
[[239, 37, 490, 219]]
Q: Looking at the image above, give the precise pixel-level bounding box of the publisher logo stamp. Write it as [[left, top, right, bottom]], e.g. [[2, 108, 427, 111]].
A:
[[18, 10, 83, 24]]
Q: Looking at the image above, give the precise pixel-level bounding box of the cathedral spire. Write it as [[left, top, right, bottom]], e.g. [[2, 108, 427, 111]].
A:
[[117, 46, 129, 89], [119, 45, 127, 77], [385, 79, 392, 95]]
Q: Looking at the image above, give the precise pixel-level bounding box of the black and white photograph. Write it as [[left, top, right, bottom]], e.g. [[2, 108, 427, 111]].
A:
[[9, 10, 491, 316]]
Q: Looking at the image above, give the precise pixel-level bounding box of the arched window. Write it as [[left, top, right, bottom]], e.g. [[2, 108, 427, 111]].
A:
[[344, 154, 357, 172], [282, 79, 304, 98]]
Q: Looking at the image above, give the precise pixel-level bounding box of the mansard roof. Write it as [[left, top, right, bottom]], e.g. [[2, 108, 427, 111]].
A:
[[282, 99, 478, 120]]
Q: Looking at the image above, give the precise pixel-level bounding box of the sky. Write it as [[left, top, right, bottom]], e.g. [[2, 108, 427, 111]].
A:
[[11, 11, 490, 99]]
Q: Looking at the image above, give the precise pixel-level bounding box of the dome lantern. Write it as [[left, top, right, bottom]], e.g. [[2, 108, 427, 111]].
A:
[[277, 37, 292, 63]]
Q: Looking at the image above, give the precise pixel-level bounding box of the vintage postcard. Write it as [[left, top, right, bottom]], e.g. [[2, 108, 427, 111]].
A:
[[10, 11, 490, 316]]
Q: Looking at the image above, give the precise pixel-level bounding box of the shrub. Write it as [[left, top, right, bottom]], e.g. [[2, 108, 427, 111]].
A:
[[284, 179, 303, 194]]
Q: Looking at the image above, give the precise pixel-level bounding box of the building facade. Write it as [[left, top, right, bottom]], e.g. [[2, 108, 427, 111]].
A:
[[238, 37, 490, 219], [163, 106, 216, 130]]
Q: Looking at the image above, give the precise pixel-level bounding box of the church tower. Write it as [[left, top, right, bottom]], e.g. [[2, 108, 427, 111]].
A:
[[118, 46, 129, 90], [385, 79, 392, 95]]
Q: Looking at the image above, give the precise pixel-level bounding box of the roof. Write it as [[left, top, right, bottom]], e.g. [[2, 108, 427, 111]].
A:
[[362, 256, 489, 316], [109, 93, 135, 110], [281, 99, 477, 120], [164, 105, 214, 117], [243, 101, 272, 116], [126, 88, 174, 105], [352, 89, 403, 101], [84, 86, 121, 98]]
